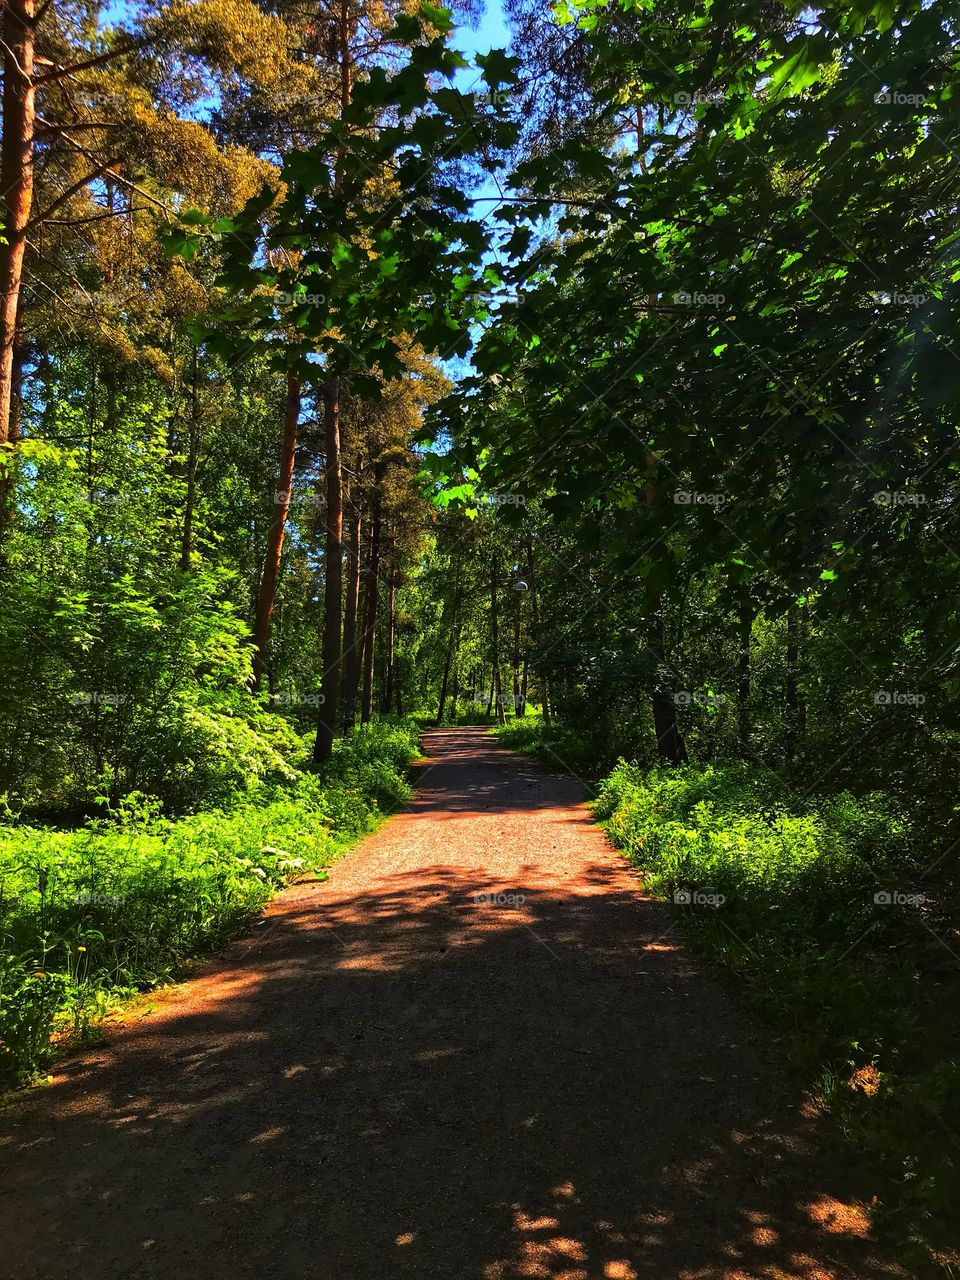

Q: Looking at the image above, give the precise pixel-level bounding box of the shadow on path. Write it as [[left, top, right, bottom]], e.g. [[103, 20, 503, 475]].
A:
[[0, 728, 902, 1280]]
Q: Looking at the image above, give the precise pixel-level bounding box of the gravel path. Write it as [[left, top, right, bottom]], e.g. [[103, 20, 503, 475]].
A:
[[0, 727, 904, 1280]]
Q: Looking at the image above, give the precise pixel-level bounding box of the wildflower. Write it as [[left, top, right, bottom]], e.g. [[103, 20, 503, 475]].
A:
[[76, 945, 87, 952], [34, 971, 45, 978]]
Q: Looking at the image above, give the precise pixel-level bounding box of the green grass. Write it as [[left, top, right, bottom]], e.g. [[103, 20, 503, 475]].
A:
[[492, 714, 600, 779], [0, 720, 420, 1085], [593, 757, 959, 1270], [494, 719, 958, 1268]]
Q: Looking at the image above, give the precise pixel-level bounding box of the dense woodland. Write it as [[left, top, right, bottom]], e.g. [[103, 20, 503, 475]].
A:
[[2, 0, 960, 1268]]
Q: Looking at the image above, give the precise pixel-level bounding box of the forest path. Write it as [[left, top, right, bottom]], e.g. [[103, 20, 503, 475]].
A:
[[1, 727, 901, 1280]]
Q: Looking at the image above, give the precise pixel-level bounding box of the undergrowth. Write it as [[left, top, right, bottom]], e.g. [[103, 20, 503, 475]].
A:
[[0, 720, 420, 1086], [496, 717, 959, 1272]]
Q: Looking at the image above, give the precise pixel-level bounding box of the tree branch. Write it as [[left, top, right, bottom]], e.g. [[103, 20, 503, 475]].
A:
[[46, 206, 149, 226], [35, 119, 121, 138], [26, 157, 119, 229], [35, 41, 138, 86]]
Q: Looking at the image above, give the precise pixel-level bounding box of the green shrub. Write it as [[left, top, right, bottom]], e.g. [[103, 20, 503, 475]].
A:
[[0, 719, 420, 1084], [594, 758, 957, 1263], [493, 715, 598, 778]]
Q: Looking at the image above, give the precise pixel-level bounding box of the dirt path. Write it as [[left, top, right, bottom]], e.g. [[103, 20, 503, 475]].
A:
[[1, 727, 903, 1280]]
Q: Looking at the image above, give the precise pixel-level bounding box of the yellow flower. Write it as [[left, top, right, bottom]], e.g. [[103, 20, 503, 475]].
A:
[[76, 945, 86, 952], [34, 971, 45, 978]]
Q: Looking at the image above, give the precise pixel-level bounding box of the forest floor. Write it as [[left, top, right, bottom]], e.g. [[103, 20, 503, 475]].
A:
[[0, 727, 907, 1280]]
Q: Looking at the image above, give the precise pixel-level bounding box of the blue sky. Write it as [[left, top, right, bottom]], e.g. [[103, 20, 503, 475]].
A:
[[459, 0, 511, 60]]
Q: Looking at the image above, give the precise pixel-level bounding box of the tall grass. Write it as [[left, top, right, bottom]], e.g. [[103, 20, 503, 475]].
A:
[[0, 720, 420, 1084], [594, 759, 958, 1263]]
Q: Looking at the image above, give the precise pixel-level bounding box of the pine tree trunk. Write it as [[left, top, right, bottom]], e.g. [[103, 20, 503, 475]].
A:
[[314, 376, 344, 763], [449, 635, 460, 720], [359, 479, 382, 726], [251, 371, 300, 691], [648, 598, 687, 765], [437, 621, 456, 725], [381, 563, 397, 714], [525, 536, 550, 722], [511, 601, 522, 718], [490, 566, 506, 725], [0, 0, 35, 455], [341, 498, 363, 730]]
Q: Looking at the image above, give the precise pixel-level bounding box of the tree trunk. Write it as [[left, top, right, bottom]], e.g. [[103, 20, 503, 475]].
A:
[[648, 599, 687, 765], [511, 597, 523, 718], [251, 371, 300, 691], [313, 376, 344, 763], [490, 566, 506, 725], [437, 620, 456, 725], [382, 562, 397, 714], [449, 636, 460, 721], [0, 0, 36, 455], [9, 333, 25, 446], [525, 536, 550, 722], [341, 497, 363, 730], [359, 477, 382, 726], [180, 346, 200, 572], [737, 583, 752, 750]]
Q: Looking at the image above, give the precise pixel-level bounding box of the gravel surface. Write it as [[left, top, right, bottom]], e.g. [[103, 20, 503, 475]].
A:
[[0, 727, 906, 1280]]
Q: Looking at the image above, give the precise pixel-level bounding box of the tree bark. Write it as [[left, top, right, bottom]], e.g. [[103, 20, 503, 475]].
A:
[[525, 536, 550, 722], [648, 599, 687, 765], [251, 371, 300, 691], [437, 618, 456, 725], [511, 597, 522, 717], [490, 565, 506, 725], [312, 0, 353, 759], [449, 632, 460, 720], [359, 475, 382, 725], [341, 496, 363, 730], [0, 0, 36, 454], [381, 561, 397, 714], [313, 376, 344, 763]]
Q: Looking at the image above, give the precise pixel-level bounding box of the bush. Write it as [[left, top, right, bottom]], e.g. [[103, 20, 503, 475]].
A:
[[594, 758, 958, 1263], [0, 719, 420, 1084], [493, 715, 598, 778]]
